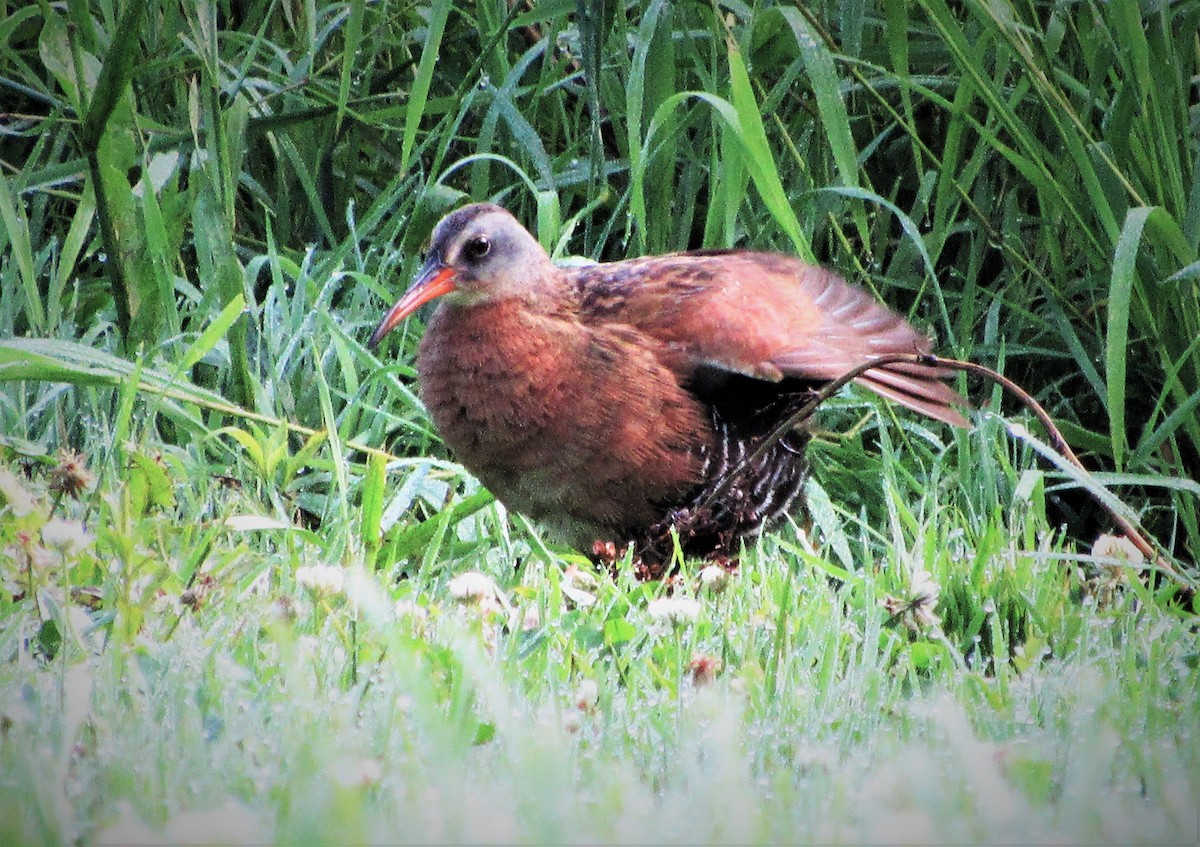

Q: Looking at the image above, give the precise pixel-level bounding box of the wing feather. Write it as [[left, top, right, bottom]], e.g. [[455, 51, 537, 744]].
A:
[[570, 251, 968, 427]]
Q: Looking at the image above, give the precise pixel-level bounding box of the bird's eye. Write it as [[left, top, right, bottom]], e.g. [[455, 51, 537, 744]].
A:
[[463, 236, 491, 262]]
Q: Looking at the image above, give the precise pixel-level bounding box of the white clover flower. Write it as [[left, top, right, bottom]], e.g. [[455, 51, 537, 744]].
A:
[[560, 564, 599, 607], [393, 598, 430, 622], [477, 595, 505, 622], [562, 564, 598, 590], [479, 618, 501, 655], [0, 469, 36, 516], [562, 709, 583, 734], [21, 544, 56, 572], [448, 570, 498, 603], [1085, 533, 1141, 606], [1090, 533, 1145, 564], [295, 563, 345, 597], [573, 678, 600, 711], [519, 604, 540, 631], [647, 596, 702, 626], [332, 756, 384, 789], [41, 519, 93, 554], [697, 565, 731, 593]]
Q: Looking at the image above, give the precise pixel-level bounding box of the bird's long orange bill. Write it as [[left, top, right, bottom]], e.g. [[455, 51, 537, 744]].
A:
[[368, 261, 457, 349]]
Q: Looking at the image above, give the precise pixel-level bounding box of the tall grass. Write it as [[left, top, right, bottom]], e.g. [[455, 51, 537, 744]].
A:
[[4, 0, 1196, 554]]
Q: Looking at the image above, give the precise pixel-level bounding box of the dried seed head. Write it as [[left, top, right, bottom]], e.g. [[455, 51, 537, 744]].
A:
[[591, 540, 619, 564], [882, 567, 942, 632], [688, 653, 722, 686], [48, 450, 95, 499]]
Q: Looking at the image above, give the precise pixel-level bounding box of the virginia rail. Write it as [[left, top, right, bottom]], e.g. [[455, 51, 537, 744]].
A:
[[370, 203, 966, 566]]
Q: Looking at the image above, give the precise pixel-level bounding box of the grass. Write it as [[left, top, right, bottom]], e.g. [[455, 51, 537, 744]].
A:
[[1, 456, 1196, 843], [1, 0, 1198, 843]]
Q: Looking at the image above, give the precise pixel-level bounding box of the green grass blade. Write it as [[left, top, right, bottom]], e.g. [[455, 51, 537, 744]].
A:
[[179, 295, 246, 373], [400, 0, 450, 175], [361, 451, 386, 565], [777, 8, 859, 192], [336, 0, 366, 134], [312, 337, 351, 531], [78, 0, 146, 152], [0, 171, 45, 332], [724, 35, 810, 259], [1107, 208, 1155, 471], [625, 0, 669, 250]]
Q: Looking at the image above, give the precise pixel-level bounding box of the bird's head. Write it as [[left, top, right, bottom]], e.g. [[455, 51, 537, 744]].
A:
[[369, 203, 554, 348]]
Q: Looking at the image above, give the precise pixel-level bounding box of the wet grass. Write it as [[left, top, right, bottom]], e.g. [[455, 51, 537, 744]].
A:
[[1, 0, 1197, 843]]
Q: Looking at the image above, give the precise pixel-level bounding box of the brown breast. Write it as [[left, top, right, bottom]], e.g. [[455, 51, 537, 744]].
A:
[[417, 298, 715, 550]]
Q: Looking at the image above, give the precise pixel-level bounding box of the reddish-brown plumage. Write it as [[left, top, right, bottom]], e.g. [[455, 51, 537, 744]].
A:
[[417, 298, 711, 550], [370, 203, 966, 563]]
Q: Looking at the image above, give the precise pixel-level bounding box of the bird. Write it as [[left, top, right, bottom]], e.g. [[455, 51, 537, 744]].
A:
[[370, 203, 966, 573]]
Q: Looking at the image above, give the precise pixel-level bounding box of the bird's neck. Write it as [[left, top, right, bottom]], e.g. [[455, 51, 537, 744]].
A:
[[439, 283, 577, 322]]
